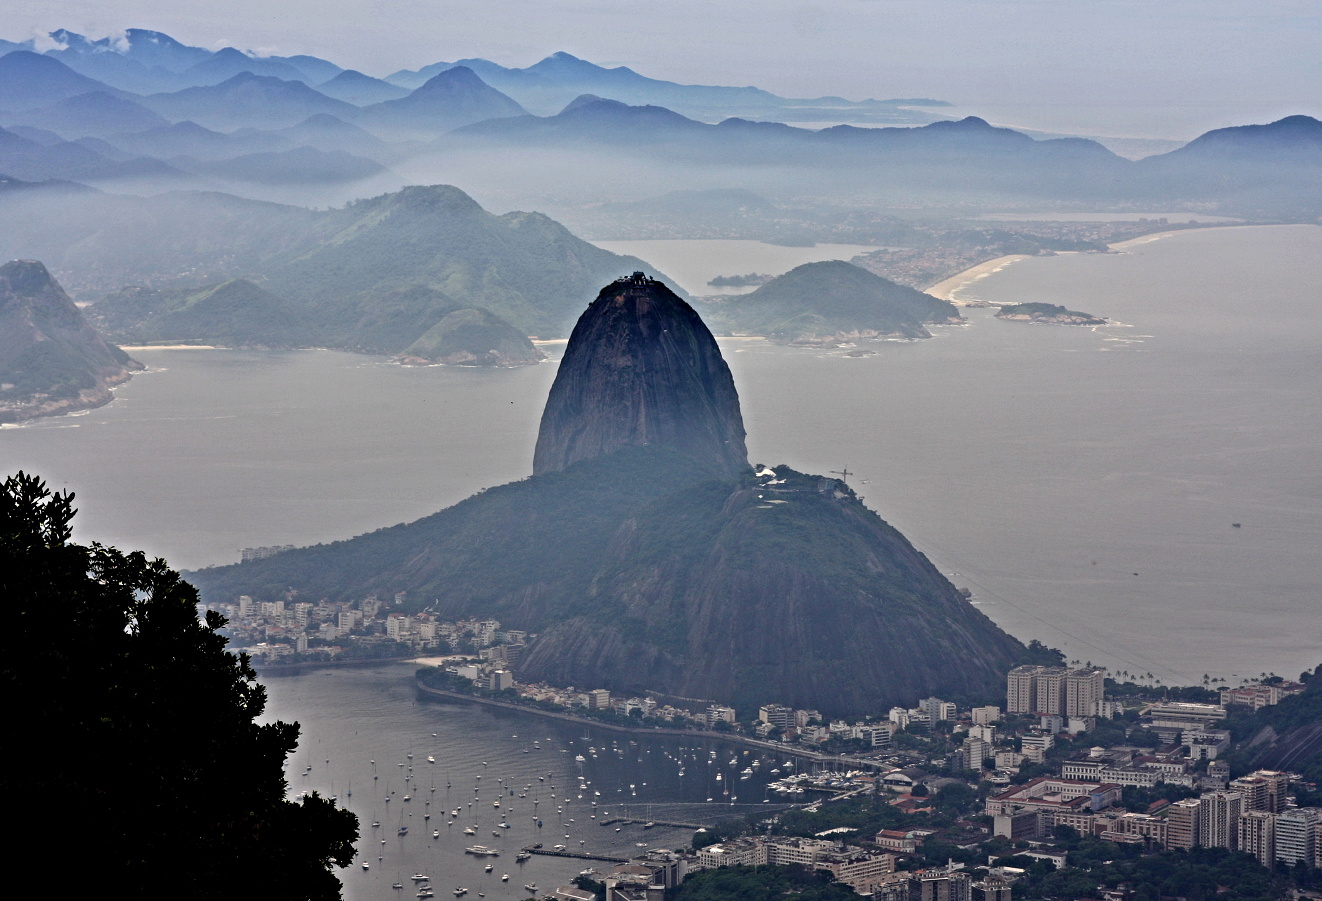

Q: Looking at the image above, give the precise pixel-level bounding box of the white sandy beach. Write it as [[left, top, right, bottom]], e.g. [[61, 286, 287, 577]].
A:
[[119, 344, 220, 351], [926, 254, 1030, 302]]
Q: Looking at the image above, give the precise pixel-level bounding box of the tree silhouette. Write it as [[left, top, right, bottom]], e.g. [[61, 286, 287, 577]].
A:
[[1, 472, 358, 900]]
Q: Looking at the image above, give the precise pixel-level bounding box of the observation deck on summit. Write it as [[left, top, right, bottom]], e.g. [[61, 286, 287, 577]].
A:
[[617, 271, 658, 286]]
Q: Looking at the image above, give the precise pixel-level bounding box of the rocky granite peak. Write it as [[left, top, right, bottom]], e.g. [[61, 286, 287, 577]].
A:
[[533, 273, 748, 476]]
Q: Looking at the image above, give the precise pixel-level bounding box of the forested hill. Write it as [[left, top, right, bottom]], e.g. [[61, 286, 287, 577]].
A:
[[189, 446, 1024, 716], [1228, 667, 1322, 784], [2, 184, 670, 348]]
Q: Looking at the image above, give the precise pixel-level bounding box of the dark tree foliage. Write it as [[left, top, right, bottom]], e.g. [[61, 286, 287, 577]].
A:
[[1014, 640, 1066, 667], [668, 865, 857, 901], [0, 472, 358, 900]]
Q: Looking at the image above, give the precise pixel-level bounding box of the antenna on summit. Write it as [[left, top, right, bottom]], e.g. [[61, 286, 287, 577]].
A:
[[830, 466, 851, 485]]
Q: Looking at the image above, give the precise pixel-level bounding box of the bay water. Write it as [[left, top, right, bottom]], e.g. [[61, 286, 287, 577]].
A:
[[3, 226, 1320, 688], [262, 663, 786, 901]]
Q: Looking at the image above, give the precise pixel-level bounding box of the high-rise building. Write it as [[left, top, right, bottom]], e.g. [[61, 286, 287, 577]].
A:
[[1199, 791, 1243, 849], [1007, 667, 1040, 714], [1230, 776, 1269, 812], [1275, 807, 1320, 866], [1037, 670, 1068, 716], [1166, 798, 1202, 850], [1255, 770, 1291, 813], [912, 870, 972, 901], [1065, 668, 1107, 718], [1007, 665, 1105, 716], [1238, 811, 1275, 867], [971, 877, 1012, 901]]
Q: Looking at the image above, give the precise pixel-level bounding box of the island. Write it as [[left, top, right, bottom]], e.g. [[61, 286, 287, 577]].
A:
[[994, 302, 1106, 325]]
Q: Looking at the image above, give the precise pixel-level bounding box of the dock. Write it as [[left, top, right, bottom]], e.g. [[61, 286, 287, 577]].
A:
[[521, 846, 628, 863], [598, 817, 704, 830]]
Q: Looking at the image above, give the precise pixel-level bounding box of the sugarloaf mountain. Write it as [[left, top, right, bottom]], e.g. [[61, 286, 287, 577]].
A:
[[193, 273, 1024, 714]]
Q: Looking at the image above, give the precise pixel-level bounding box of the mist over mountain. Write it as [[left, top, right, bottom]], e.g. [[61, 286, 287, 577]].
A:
[[141, 73, 363, 131], [315, 69, 410, 105], [358, 66, 528, 137], [1, 29, 1317, 218], [0, 51, 124, 112], [6, 91, 169, 138], [0, 183, 668, 353], [388, 50, 945, 125]]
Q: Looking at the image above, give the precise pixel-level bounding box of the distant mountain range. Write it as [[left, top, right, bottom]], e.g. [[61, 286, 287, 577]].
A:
[[1, 29, 944, 125], [0, 27, 1318, 221]]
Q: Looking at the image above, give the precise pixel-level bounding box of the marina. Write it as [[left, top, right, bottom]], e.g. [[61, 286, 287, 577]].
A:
[[264, 664, 807, 901]]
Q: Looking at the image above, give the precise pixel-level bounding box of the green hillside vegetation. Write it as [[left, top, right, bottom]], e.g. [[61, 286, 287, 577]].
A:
[[704, 260, 960, 343], [0, 259, 141, 421], [670, 865, 858, 901], [96, 279, 300, 346], [189, 446, 1023, 715], [1224, 666, 1322, 784], [257, 185, 663, 339], [402, 308, 543, 366], [5, 185, 668, 348], [95, 279, 543, 363]]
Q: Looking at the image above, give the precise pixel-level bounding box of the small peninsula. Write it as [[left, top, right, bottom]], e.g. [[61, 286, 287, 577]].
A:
[[0, 260, 142, 423], [995, 301, 1106, 325]]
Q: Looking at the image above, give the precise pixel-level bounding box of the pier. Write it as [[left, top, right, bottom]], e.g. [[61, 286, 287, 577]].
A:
[[522, 846, 628, 863], [598, 817, 703, 830]]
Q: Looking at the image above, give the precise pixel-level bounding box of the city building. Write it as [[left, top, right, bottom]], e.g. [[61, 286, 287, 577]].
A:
[[1198, 791, 1243, 849], [1238, 810, 1276, 867], [1275, 807, 1320, 866]]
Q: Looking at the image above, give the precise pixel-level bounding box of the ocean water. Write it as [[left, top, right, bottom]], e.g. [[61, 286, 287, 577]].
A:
[[261, 663, 787, 901], [3, 225, 1319, 683]]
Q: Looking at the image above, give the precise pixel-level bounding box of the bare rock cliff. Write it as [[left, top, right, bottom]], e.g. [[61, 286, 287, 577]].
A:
[[533, 274, 748, 477]]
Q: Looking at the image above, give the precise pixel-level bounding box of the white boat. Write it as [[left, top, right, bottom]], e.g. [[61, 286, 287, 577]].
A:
[[502, 875, 510, 882], [412, 875, 431, 882]]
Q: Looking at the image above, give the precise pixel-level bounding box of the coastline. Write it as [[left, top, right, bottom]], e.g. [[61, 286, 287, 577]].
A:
[[413, 679, 883, 770], [118, 344, 221, 351], [925, 254, 1029, 303]]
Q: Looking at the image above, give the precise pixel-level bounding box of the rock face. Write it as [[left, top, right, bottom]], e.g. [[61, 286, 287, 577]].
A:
[[533, 273, 748, 476], [0, 259, 142, 422]]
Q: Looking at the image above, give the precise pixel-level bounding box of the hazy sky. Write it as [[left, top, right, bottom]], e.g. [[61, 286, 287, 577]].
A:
[[9, 0, 1321, 139]]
